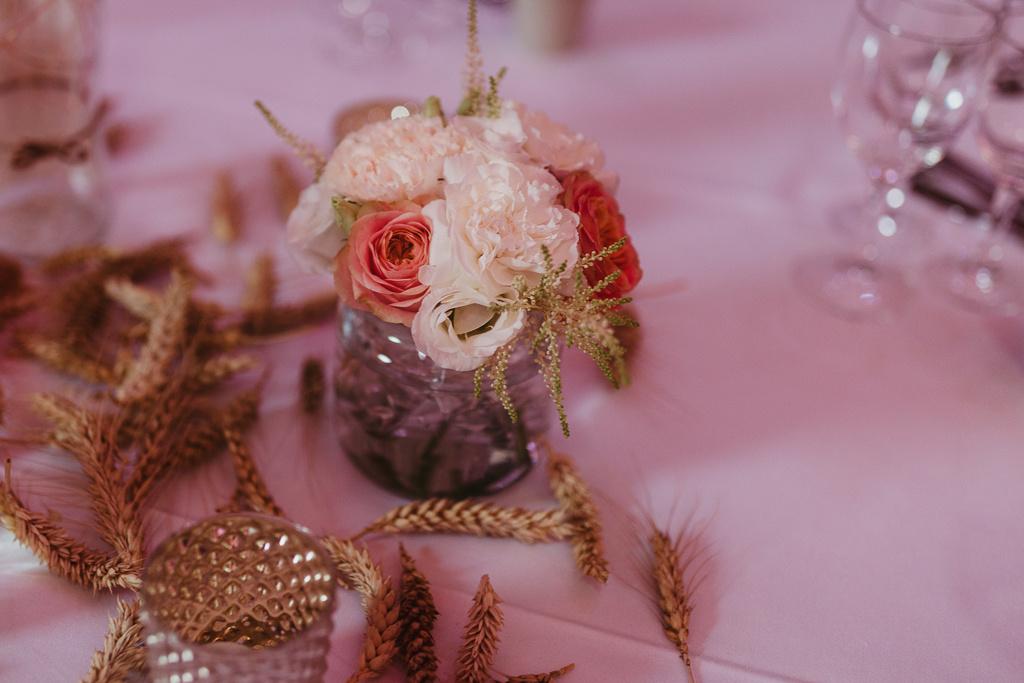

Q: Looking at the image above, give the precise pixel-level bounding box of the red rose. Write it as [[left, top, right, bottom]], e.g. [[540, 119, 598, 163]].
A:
[[561, 170, 641, 299], [334, 210, 431, 325]]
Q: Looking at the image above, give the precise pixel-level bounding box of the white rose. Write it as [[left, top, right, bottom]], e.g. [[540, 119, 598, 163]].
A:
[[423, 152, 579, 291], [286, 183, 345, 275], [517, 103, 618, 192], [411, 280, 525, 372]]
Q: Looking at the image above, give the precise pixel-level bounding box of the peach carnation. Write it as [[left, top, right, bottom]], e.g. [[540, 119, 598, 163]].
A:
[[322, 115, 466, 203]]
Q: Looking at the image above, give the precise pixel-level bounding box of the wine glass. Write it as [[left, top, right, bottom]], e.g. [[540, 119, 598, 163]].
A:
[[937, 4, 1024, 314], [811, 0, 997, 317]]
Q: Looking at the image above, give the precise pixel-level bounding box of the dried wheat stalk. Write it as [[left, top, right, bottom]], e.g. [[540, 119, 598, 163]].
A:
[[40, 245, 114, 276], [122, 384, 195, 507], [322, 537, 401, 683], [0, 251, 24, 295], [0, 291, 34, 328], [649, 526, 698, 683], [355, 499, 576, 544], [113, 239, 203, 283], [102, 278, 162, 319], [31, 396, 144, 570], [81, 599, 146, 683], [221, 431, 282, 516], [147, 377, 259, 474], [270, 155, 302, 220], [18, 334, 117, 385], [184, 354, 259, 393], [53, 269, 113, 348], [503, 664, 576, 682], [398, 545, 439, 683], [546, 448, 609, 582], [240, 292, 336, 336], [456, 574, 503, 683], [220, 388, 283, 517], [48, 239, 198, 344], [104, 277, 225, 329], [0, 460, 141, 591], [300, 357, 325, 415], [244, 253, 277, 313], [210, 171, 241, 244], [30, 394, 95, 455], [115, 271, 192, 403]]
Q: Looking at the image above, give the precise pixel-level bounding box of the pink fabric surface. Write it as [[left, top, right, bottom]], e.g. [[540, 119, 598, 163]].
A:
[[3, 1, 1024, 681]]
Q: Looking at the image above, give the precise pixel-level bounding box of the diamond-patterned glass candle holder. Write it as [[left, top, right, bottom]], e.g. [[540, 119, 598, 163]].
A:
[[140, 514, 337, 683]]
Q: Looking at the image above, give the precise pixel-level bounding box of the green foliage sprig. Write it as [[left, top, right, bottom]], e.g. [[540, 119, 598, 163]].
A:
[[457, 0, 508, 119], [486, 67, 508, 118], [475, 240, 637, 437]]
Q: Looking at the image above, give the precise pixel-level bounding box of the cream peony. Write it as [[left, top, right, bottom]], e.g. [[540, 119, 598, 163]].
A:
[[450, 101, 528, 159], [411, 280, 525, 371], [286, 182, 345, 275], [423, 152, 579, 292], [322, 115, 467, 203], [517, 103, 618, 191]]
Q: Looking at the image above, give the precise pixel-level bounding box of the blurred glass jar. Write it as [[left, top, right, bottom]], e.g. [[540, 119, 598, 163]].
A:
[[0, 0, 109, 258]]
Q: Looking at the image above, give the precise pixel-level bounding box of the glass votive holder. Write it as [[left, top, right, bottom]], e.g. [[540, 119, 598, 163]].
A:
[[0, 0, 110, 258], [140, 514, 337, 683]]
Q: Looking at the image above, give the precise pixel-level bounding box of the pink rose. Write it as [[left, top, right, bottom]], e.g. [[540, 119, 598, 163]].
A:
[[334, 210, 432, 325]]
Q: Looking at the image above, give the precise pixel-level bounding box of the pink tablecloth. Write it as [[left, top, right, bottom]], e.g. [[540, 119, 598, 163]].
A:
[[3, 1, 1024, 681]]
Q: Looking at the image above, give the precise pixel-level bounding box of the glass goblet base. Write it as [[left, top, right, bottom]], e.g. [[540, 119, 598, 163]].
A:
[[930, 255, 1023, 317], [830, 194, 933, 255], [795, 254, 908, 320]]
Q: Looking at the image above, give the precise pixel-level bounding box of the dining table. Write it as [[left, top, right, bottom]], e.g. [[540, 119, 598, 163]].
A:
[[2, 1, 1023, 681]]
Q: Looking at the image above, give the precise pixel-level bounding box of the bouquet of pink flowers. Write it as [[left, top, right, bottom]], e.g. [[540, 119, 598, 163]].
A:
[[268, 2, 641, 435]]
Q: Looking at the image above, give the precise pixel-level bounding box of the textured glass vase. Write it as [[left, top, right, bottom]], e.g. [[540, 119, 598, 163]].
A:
[[333, 306, 549, 499], [140, 514, 337, 683]]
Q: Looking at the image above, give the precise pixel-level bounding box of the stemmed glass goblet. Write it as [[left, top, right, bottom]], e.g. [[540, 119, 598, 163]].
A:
[[812, 0, 997, 317], [938, 4, 1024, 315]]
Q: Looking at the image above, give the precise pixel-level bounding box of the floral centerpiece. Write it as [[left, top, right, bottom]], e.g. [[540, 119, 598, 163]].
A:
[[263, 0, 641, 497]]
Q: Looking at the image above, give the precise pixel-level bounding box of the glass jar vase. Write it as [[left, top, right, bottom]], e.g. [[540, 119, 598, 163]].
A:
[[333, 306, 549, 499]]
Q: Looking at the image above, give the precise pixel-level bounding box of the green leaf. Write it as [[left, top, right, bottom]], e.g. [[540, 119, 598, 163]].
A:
[[331, 196, 359, 236]]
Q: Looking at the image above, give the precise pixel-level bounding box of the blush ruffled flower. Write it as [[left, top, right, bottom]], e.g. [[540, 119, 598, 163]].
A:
[[286, 182, 345, 275], [322, 115, 467, 203], [423, 152, 580, 293], [515, 104, 618, 192]]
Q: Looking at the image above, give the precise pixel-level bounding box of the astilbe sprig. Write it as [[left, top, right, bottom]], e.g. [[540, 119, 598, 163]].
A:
[[254, 100, 326, 177], [458, 0, 485, 116], [475, 239, 637, 437]]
